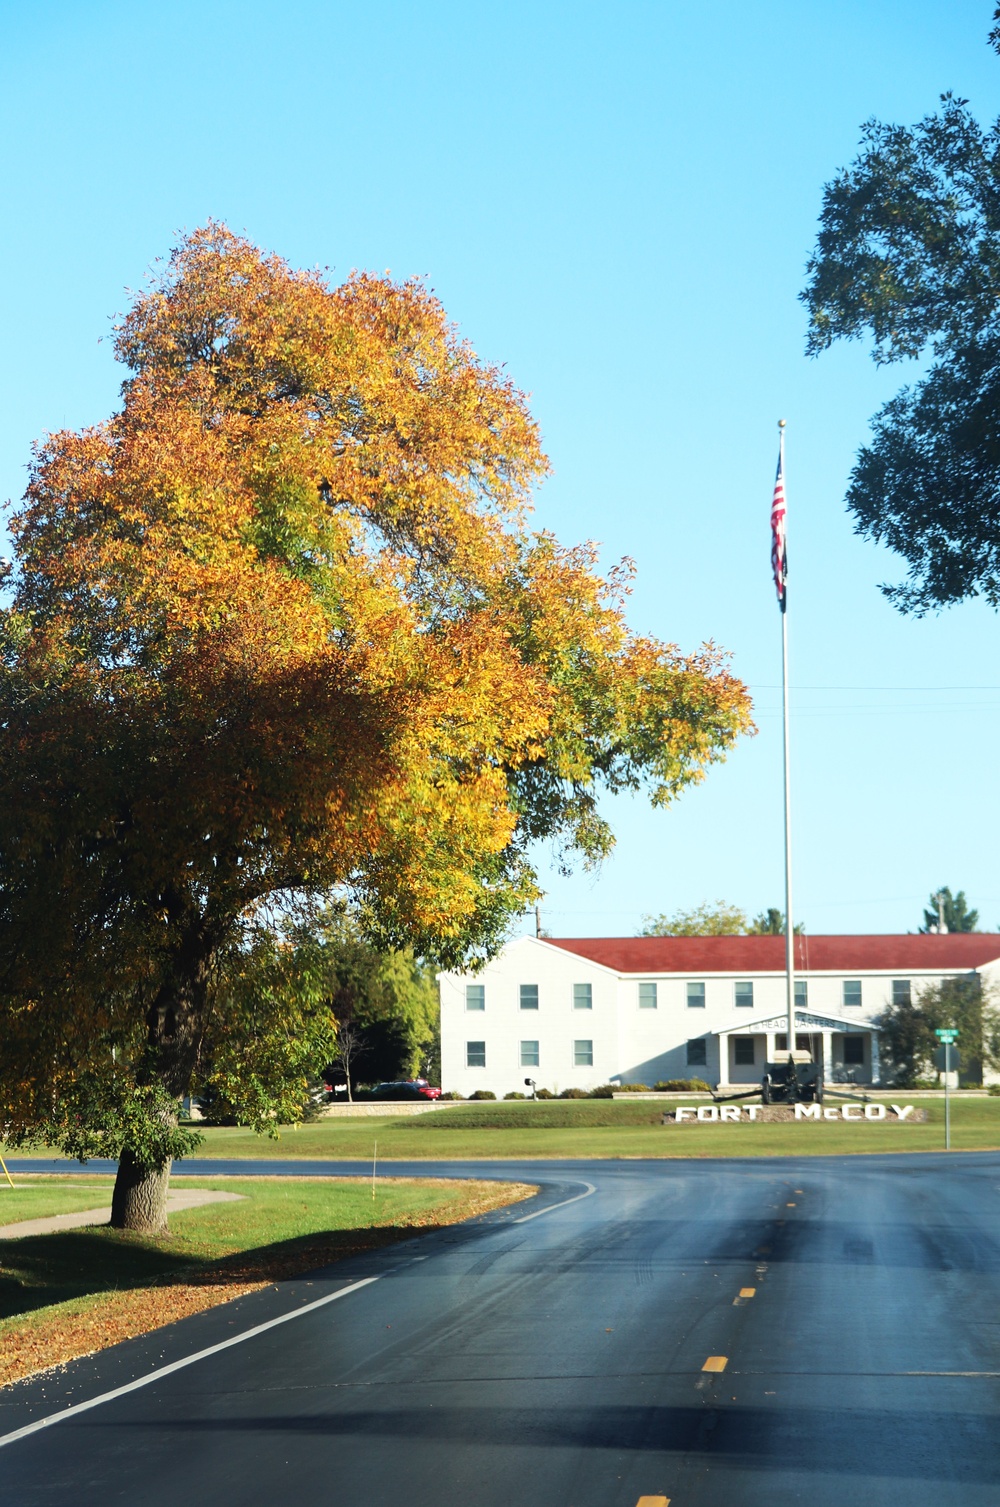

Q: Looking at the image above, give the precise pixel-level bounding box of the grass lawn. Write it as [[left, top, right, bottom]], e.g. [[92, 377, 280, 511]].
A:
[[0, 1174, 533, 1389], [136, 1093, 1000, 1161], [0, 1180, 123, 1224]]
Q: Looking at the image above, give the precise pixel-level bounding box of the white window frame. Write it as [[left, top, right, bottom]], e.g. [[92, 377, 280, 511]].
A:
[[734, 980, 753, 1008], [638, 981, 657, 1009], [465, 983, 486, 1011], [519, 983, 539, 1010], [687, 981, 706, 1008], [573, 1039, 594, 1067], [466, 1040, 486, 1068], [573, 982, 593, 1010], [519, 1039, 540, 1068]]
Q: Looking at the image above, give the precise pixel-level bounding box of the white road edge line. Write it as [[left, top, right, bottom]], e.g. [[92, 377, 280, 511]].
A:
[[512, 1181, 597, 1223], [0, 1275, 380, 1451]]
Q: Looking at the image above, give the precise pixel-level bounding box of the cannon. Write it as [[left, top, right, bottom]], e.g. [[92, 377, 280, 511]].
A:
[[712, 1049, 871, 1108]]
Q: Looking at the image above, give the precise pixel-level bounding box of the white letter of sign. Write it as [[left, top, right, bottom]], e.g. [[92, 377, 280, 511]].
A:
[[697, 1106, 718, 1121], [842, 1104, 862, 1120], [865, 1103, 886, 1120], [721, 1106, 741, 1122], [746, 1105, 759, 1121], [891, 1105, 914, 1120], [675, 1107, 694, 1122], [795, 1103, 820, 1120]]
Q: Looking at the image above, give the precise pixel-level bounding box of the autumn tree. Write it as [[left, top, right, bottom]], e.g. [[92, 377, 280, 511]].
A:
[[0, 225, 752, 1230]]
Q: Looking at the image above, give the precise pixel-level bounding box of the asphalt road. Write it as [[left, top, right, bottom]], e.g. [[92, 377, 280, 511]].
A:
[[2, 1152, 1000, 1505]]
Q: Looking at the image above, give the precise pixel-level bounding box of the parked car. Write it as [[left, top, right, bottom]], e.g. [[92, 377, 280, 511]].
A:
[[369, 1079, 442, 1101]]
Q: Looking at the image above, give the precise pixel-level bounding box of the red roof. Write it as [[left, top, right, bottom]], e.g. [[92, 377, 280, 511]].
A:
[[545, 934, 1000, 974]]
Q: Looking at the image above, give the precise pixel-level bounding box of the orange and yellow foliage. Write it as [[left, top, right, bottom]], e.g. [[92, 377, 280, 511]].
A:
[[0, 223, 752, 1139]]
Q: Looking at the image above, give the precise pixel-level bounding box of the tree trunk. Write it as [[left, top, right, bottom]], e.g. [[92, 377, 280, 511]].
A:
[[110, 1147, 172, 1233]]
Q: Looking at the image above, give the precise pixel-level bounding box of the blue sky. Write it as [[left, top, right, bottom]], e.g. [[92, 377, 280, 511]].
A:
[[2, 0, 999, 938]]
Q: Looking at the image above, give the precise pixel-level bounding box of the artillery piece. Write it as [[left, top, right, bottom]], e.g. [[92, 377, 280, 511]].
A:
[[712, 1049, 871, 1108]]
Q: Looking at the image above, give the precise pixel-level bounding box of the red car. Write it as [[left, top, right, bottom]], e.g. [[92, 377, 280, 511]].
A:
[[369, 1079, 442, 1101]]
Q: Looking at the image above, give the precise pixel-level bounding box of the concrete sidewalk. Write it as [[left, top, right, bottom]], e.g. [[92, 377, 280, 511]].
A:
[[0, 1188, 244, 1239]]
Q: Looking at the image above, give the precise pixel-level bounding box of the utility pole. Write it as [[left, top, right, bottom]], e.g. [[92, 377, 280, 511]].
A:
[[535, 904, 542, 939]]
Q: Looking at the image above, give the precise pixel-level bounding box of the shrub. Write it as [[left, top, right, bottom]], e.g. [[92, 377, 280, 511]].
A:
[[536, 1087, 556, 1099], [989, 1084, 1000, 1096], [468, 1089, 497, 1101], [614, 1082, 651, 1093], [559, 1087, 589, 1099], [503, 1091, 527, 1100], [588, 1085, 615, 1098], [437, 1091, 463, 1100], [653, 1078, 711, 1092]]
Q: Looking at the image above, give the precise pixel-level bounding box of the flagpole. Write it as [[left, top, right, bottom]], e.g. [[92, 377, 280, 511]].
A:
[[778, 418, 795, 1059]]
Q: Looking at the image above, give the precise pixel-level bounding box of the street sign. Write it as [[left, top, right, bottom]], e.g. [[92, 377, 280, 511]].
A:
[[933, 1046, 962, 1073], [934, 1030, 960, 1151]]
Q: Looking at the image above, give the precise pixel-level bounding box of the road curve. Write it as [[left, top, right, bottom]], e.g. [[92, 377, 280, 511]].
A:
[[2, 1153, 1000, 1505]]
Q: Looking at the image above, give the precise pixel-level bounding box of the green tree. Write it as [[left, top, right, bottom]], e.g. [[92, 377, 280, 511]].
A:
[[748, 908, 804, 935], [640, 903, 803, 937], [306, 913, 440, 1086], [877, 974, 1000, 1086], [641, 901, 749, 936], [920, 887, 979, 934], [802, 17, 1000, 612]]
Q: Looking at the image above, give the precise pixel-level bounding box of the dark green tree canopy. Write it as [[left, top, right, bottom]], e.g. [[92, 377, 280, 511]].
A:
[[920, 886, 979, 934], [802, 32, 1000, 614]]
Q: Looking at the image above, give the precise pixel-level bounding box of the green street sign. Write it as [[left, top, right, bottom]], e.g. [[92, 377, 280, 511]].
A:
[[935, 1029, 959, 1042]]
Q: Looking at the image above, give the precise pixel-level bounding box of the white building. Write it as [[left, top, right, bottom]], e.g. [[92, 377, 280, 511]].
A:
[[439, 934, 1000, 1096]]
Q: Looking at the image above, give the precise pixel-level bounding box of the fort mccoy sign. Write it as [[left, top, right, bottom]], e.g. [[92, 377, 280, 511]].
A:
[[666, 1103, 925, 1124]]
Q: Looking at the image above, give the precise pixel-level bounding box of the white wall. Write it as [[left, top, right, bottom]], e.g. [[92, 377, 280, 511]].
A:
[[439, 940, 991, 1094]]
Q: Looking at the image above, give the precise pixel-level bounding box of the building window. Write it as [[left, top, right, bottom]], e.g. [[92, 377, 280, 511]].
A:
[[520, 984, 539, 1010], [687, 1038, 707, 1066], [734, 1036, 755, 1066], [843, 1036, 865, 1066], [638, 981, 658, 1009], [843, 980, 862, 1009], [573, 1039, 593, 1067], [465, 984, 485, 1011], [892, 979, 911, 1006], [734, 981, 753, 1008], [776, 1034, 812, 1052], [466, 1041, 486, 1068], [573, 983, 593, 1010], [520, 1040, 540, 1068], [687, 981, 706, 1008], [794, 980, 808, 1007]]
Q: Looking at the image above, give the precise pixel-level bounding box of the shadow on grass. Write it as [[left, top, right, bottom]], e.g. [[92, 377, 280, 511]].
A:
[[0, 1223, 436, 1322]]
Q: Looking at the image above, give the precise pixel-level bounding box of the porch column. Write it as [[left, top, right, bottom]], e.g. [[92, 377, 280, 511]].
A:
[[822, 1031, 833, 1082], [870, 1031, 880, 1086]]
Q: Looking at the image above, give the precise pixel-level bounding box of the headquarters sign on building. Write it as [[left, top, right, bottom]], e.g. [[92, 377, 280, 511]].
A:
[[439, 934, 1000, 1098]]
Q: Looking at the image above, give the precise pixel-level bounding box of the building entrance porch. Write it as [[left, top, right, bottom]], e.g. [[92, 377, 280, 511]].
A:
[[717, 1009, 879, 1091]]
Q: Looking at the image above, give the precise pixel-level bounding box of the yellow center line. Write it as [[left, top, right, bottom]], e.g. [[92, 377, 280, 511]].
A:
[[702, 1355, 728, 1373], [739, 1287, 756, 1297], [635, 1497, 670, 1507], [786, 1201, 796, 1207]]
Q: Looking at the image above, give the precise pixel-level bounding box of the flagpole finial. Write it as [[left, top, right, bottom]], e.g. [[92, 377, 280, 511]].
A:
[[778, 418, 786, 429]]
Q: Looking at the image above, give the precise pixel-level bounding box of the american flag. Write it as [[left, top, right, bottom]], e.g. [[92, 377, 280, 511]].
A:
[[770, 442, 787, 611]]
